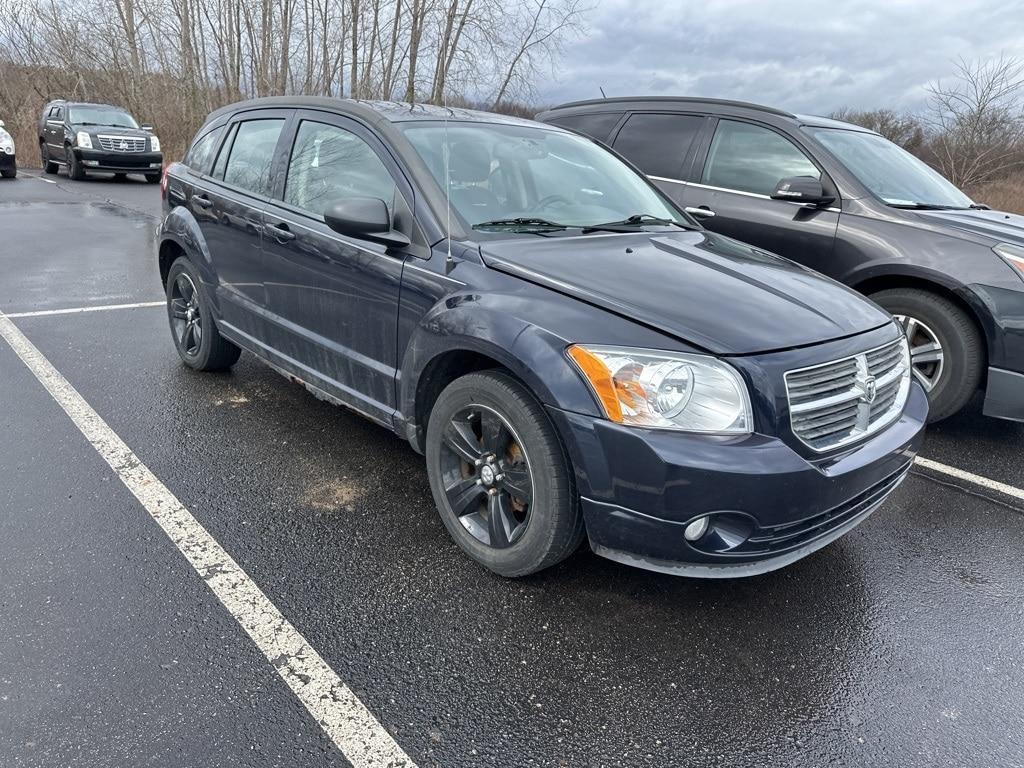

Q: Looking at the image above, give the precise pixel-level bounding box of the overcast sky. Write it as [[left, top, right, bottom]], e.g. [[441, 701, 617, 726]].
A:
[[541, 0, 1024, 115]]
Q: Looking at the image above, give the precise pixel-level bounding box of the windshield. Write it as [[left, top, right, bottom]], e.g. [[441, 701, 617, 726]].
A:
[[68, 105, 139, 129], [398, 121, 684, 230], [807, 127, 973, 209]]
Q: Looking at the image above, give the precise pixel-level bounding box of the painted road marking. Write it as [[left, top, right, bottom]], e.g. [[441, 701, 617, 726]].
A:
[[34, 176, 57, 184], [6, 301, 165, 318], [914, 456, 1024, 503], [0, 312, 418, 768]]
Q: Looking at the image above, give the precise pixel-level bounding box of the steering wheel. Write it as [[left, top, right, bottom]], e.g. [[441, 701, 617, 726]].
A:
[[532, 194, 574, 211]]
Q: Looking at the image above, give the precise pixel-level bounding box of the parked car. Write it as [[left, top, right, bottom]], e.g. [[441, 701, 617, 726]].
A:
[[38, 100, 163, 182], [537, 97, 1024, 423], [158, 97, 926, 577], [0, 119, 15, 178]]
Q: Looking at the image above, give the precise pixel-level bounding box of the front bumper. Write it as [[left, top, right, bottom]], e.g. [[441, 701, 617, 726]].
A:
[[547, 382, 928, 578], [74, 147, 163, 173]]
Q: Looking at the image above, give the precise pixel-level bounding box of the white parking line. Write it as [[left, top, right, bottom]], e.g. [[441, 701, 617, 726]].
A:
[[915, 456, 1024, 503], [34, 176, 57, 184], [0, 312, 418, 768], [6, 301, 165, 319]]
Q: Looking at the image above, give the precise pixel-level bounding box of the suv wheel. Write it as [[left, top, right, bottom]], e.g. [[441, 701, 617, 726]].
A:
[[65, 145, 85, 180], [41, 143, 58, 174], [425, 371, 584, 577], [145, 172, 161, 184], [165, 256, 241, 371], [871, 288, 983, 422]]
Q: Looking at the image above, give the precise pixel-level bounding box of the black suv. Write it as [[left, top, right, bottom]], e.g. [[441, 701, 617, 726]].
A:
[[538, 97, 1024, 423], [158, 97, 925, 578], [38, 100, 163, 182]]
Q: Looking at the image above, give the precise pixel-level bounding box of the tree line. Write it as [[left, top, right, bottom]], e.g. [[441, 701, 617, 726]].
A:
[[0, 0, 587, 159]]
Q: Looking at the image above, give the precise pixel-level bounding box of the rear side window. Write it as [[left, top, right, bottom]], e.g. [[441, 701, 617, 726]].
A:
[[612, 113, 704, 179], [222, 119, 285, 196], [548, 112, 623, 142], [185, 126, 224, 174], [703, 119, 819, 196], [284, 121, 396, 218]]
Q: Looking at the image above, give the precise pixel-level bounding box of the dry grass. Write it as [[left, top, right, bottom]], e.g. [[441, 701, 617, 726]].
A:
[[967, 174, 1024, 215]]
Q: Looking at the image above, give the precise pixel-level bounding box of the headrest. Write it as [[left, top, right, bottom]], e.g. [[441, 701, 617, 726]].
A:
[[449, 142, 491, 184]]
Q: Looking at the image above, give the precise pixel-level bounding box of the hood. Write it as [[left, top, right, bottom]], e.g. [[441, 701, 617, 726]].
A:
[[73, 124, 149, 138], [481, 229, 891, 355], [914, 207, 1024, 245]]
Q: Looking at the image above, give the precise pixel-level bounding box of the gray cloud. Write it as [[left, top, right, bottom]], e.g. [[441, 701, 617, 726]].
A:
[[541, 0, 1024, 115]]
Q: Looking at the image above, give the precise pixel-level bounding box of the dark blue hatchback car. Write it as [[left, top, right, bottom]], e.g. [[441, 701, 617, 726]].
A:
[[158, 97, 927, 577]]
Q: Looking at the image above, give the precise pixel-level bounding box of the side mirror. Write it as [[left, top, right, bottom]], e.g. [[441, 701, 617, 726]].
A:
[[324, 197, 410, 249], [141, 124, 153, 132], [770, 176, 835, 206]]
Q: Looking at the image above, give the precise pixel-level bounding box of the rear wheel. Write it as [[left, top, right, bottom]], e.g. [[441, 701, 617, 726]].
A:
[[165, 256, 241, 371], [425, 370, 583, 577], [41, 143, 58, 174], [870, 287, 983, 422], [65, 145, 85, 180]]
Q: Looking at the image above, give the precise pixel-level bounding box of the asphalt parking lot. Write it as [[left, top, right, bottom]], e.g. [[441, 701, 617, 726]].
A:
[[2, 168, 1024, 768]]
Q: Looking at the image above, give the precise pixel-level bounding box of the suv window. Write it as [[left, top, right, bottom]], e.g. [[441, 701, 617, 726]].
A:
[[548, 112, 623, 143], [613, 113, 703, 178], [223, 119, 285, 196], [703, 119, 819, 196], [185, 126, 224, 174], [284, 121, 396, 217]]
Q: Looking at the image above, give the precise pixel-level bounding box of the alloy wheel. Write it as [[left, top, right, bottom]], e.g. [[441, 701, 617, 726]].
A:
[[169, 273, 203, 356], [895, 313, 945, 392], [438, 404, 535, 548]]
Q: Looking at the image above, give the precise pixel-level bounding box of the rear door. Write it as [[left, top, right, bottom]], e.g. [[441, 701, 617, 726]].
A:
[[609, 111, 705, 208], [194, 109, 292, 340], [260, 110, 418, 424], [680, 118, 840, 273], [45, 106, 64, 153]]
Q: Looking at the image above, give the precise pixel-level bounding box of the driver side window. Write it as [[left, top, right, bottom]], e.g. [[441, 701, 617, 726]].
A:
[[284, 121, 397, 218], [703, 120, 819, 196]]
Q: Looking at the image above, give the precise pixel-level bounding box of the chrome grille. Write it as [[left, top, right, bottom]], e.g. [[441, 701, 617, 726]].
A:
[[785, 337, 911, 452], [97, 135, 147, 152]]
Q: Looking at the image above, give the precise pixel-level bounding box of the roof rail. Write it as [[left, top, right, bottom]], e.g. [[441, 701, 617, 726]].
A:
[[546, 96, 795, 119]]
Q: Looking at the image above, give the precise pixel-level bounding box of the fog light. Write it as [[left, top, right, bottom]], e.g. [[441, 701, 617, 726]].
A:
[[684, 516, 709, 542]]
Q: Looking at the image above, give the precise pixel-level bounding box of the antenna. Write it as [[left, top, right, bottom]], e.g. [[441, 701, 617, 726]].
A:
[[599, 86, 607, 99], [443, 89, 454, 272]]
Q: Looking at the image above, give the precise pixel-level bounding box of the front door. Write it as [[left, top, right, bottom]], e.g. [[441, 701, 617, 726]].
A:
[[679, 118, 840, 276], [260, 111, 413, 424]]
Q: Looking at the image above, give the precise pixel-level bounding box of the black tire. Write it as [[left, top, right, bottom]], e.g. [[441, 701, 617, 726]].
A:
[[1, 167, 14, 179], [65, 145, 85, 180], [871, 287, 984, 422], [425, 370, 583, 577], [165, 256, 241, 372], [145, 172, 161, 184], [41, 143, 58, 174], [113, 173, 127, 181]]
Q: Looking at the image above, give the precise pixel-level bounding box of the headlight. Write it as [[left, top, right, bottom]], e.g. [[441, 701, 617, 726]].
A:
[[994, 243, 1024, 279], [567, 345, 753, 434], [76, 131, 93, 149], [150, 135, 161, 152]]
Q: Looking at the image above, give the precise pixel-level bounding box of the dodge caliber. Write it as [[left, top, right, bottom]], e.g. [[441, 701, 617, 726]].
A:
[[157, 97, 927, 577]]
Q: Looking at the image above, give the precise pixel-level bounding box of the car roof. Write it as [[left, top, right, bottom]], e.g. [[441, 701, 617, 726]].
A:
[[539, 96, 879, 135], [207, 95, 542, 128]]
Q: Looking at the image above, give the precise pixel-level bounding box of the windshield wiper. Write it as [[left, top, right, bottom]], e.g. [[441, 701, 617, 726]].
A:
[[969, 203, 990, 210], [581, 214, 686, 234], [473, 217, 568, 231]]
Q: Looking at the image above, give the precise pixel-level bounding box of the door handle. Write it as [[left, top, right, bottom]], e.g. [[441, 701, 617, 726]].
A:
[[685, 206, 716, 219], [193, 195, 213, 209], [267, 222, 296, 243]]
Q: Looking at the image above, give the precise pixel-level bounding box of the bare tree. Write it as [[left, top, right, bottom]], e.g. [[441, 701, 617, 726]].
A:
[[925, 55, 1024, 188], [831, 107, 926, 153]]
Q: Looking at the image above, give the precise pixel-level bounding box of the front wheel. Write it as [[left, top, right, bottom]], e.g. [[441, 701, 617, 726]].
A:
[[870, 287, 983, 422], [1, 166, 14, 179], [65, 146, 85, 180], [165, 256, 241, 371], [145, 172, 161, 184], [425, 371, 583, 577]]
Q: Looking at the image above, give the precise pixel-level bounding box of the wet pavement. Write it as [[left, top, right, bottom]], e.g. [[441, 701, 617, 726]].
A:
[[2, 168, 1023, 767]]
